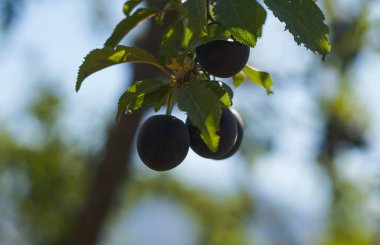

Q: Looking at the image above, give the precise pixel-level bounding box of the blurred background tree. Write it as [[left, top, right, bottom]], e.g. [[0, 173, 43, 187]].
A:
[[0, 0, 379, 245]]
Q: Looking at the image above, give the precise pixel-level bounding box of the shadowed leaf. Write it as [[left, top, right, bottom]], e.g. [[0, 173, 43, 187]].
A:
[[123, 0, 143, 16], [212, 0, 266, 47], [160, 21, 184, 62], [202, 80, 233, 107], [116, 80, 172, 120], [105, 8, 158, 47], [188, 24, 231, 49], [177, 82, 222, 152], [182, 0, 207, 35], [263, 0, 331, 59]]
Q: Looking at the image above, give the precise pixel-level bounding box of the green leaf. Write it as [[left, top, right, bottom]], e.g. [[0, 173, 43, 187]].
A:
[[123, 0, 143, 16], [154, 88, 173, 112], [76, 45, 163, 92], [116, 79, 172, 120], [190, 80, 233, 108], [243, 65, 274, 95], [212, 0, 266, 47], [232, 71, 245, 87], [201, 80, 233, 107], [182, 27, 194, 49], [159, 21, 184, 62], [263, 0, 331, 59], [182, 0, 207, 35], [155, 1, 182, 25], [176, 82, 222, 152], [105, 8, 158, 47], [188, 24, 231, 49]]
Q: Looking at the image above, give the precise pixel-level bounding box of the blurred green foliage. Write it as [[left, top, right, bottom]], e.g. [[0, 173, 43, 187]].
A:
[[0, 91, 90, 245], [120, 176, 254, 245]]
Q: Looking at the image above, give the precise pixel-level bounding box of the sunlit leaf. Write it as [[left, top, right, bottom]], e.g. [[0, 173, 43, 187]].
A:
[[243, 65, 274, 94], [182, 27, 194, 49], [232, 71, 245, 87], [76, 45, 164, 91]]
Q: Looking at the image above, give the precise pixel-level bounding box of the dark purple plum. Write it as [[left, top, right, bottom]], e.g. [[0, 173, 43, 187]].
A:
[[195, 40, 250, 78], [137, 115, 190, 171], [186, 108, 237, 159], [216, 108, 244, 159]]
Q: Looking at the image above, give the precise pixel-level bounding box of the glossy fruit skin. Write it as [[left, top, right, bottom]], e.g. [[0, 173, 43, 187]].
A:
[[137, 115, 190, 171], [186, 108, 238, 159], [195, 40, 250, 78], [216, 108, 244, 159]]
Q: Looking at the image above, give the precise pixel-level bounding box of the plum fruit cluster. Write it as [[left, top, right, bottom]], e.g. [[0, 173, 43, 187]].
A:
[[195, 40, 250, 78], [136, 109, 244, 171]]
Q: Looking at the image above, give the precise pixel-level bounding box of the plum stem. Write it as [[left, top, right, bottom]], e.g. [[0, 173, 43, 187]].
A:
[[166, 91, 174, 115]]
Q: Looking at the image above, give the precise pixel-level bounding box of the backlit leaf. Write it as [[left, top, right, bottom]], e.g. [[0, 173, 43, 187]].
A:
[[232, 71, 245, 87], [243, 65, 274, 95]]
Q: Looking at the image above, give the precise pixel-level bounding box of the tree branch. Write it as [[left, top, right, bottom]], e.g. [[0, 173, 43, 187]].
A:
[[69, 1, 175, 244]]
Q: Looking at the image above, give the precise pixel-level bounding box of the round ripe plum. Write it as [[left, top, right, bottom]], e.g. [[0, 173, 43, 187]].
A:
[[216, 108, 244, 159], [195, 40, 250, 78], [137, 115, 190, 171], [186, 108, 237, 159]]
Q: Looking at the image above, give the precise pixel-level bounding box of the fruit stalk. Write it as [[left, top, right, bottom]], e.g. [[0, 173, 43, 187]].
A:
[[166, 91, 174, 115]]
